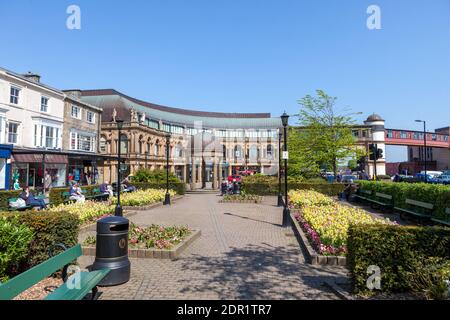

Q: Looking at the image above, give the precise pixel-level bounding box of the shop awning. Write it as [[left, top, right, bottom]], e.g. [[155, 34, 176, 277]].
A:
[[12, 154, 68, 164]]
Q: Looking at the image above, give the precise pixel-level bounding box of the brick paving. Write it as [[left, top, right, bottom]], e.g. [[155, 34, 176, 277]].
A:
[[79, 193, 349, 300]]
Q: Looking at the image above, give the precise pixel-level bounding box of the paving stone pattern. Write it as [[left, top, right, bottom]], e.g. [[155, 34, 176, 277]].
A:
[[79, 194, 349, 300]]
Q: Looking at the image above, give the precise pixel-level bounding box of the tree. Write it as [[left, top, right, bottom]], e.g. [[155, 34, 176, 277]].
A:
[[294, 90, 363, 178]]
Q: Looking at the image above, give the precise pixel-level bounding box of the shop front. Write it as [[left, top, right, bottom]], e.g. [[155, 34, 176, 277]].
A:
[[11, 153, 68, 191], [0, 144, 13, 190]]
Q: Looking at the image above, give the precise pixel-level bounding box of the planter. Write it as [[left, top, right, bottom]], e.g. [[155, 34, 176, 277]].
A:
[[289, 212, 347, 267], [82, 229, 201, 260]]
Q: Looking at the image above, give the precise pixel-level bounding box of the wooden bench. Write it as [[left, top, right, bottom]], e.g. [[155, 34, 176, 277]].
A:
[[84, 188, 110, 202], [0, 244, 110, 300], [370, 192, 394, 209], [8, 198, 32, 212], [354, 189, 373, 202], [395, 199, 434, 221], [431, 207, 450, 227]]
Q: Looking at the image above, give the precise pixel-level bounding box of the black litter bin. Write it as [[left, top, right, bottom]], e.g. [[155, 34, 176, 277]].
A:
[[91, 215, 130, 286]]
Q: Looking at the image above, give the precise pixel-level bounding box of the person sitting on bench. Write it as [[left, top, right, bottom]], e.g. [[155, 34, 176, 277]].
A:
[[100, 181, 113, 198], [122, 178, 136, 192], [69, 182, 85, 203], [19, 187, 47, 210]]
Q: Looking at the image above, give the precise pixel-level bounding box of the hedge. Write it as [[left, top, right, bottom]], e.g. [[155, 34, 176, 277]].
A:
[[357, 181, 450, 223], [0, 190, 21, 210], [242, 181, 344, 196], [0, 210, 80, 278], [348, 224, 450, 299]]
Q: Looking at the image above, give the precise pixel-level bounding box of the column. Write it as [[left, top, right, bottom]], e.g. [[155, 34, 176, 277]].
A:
[[190, 161, 196, 190], [213, 160, 218, 189]]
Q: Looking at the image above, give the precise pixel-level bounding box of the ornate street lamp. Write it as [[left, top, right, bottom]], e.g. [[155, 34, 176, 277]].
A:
[[115, 119, 124, 217], [281, 112, 290, 227], [163, 133, 171, 205], [277, 132, 284, 207], [415, 120, 427, 182]]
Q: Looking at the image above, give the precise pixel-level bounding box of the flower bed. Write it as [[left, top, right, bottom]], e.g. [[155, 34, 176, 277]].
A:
[[48, 201, 114, 224], [289, 190, 393, 256], [221, 194, 262, 203], [83, 222, 191, 250], [111, 189, 176, 207]]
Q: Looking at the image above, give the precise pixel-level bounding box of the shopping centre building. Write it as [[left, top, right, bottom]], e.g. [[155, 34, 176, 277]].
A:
[[79, 89, 283, 190]]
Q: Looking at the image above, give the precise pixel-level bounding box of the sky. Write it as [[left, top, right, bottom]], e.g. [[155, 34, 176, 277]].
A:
[[1, 0, 449, 162]]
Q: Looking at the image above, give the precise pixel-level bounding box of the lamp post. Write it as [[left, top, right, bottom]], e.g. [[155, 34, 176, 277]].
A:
[[277, 132, 284, 207], [415, 120, 427, 182], [115, 119, 124, 217], [281, 112, 290, 227], [163, 133, 171, 205]]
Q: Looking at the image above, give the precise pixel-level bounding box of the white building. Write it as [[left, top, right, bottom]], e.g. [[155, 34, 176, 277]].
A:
[[0, 67, 65, 189]]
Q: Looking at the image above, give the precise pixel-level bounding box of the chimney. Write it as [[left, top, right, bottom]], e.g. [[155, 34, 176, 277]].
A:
[[22, 71, 41, 83], [63, 90, 82, 99]]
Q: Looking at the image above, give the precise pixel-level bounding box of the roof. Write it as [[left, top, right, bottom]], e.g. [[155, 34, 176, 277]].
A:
[[79, 89, 282, 129], [366, 113, 384, 122]]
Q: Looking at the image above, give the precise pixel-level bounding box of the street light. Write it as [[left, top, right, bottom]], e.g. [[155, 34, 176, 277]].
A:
[[281, 112, 290, 227], [277, 132, 284, 207], [163, 133, 171, 205], [415, 120, 427, 183], [115, 119, 124, 216]]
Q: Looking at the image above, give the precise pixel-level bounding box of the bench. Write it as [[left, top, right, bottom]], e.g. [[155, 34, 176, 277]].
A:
[[8, 198, 33, 212], [369, 192, 394, 209], [431, 207, 450, 227], [354, 189, 373, 202], [395, 199, 434, 221], [0, 244, 110, 300], [83, 188, 109, 202], [62, 191, 76, 204]]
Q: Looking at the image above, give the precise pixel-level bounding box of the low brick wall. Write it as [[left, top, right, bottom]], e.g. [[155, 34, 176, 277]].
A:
[[290, 212, 347, 267], [83, 229, 201, 260]]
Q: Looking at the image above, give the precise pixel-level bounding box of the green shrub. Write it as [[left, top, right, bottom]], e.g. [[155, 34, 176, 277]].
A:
[[241, 175, 344, 196], [0, 217, 34, 282], [357, 181, 450, 223], [347, 224, 450, 298], [133, 182, 186, 195], [0, 190, 21, 210], [0, 210, 80, 270], [133, 169, 181, 184]]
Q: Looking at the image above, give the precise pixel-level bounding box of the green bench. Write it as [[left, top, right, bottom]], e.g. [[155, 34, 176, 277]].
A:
[[0, 244, 110, 300], [431, 207, 450, 227], [84, 188, 110, 202], [370, 192, 394, 209], [62, 191, 76, 204], [7, 198, 33, 211], [354, 188, 372, 202], [395, 199, 434, 221]]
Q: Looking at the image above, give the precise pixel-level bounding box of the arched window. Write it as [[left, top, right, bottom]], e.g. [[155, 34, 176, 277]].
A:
[[154, 142, 160, 156], [234, 145, 242, 159], [138, 135, 144, 154], [249, 145, 258, 160], [119, 134, 128, 154], [175, 143, 183, 158]]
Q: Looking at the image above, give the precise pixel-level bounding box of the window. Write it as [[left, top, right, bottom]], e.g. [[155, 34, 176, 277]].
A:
[[86, 111, 95, 123], [386, 130, 393, 138], [70, 132, 96, 152], [40, 97, 49, 112], [8, 122, 18, 144], [267, 145, 274, 159], [34, 124, 60, 148], [100, 137, 107, 152], [400, 131, 407, 139], [119, 134, 128, 154], [352, 130, 360, 138], [10, 87, 20, 105], [45, 126, 55, 148], [71, 105, 81, 119]]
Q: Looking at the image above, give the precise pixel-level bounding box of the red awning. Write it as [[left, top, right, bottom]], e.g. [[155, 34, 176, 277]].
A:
[[12, 154, 68, 164], [45, 154, 68, 164]]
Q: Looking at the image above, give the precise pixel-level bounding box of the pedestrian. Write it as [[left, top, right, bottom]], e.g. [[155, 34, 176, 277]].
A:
[[19, 187, 47, 210]]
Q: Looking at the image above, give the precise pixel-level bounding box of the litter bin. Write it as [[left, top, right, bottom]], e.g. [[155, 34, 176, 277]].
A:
[[91, 215, 130, 286]]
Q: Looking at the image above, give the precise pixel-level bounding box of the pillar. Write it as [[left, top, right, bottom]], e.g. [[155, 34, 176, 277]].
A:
[[190, 161, 196, 190], [213, 161, 218, 189]]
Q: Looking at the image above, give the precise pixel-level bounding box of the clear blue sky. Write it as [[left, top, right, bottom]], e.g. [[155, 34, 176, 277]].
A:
[[1, 0, 449, 161]]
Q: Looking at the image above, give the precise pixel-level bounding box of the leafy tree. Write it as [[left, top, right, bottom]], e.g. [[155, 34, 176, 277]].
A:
[[293, 90, 364, 178]]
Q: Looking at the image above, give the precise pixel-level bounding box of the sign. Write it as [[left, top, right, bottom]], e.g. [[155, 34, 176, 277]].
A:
[[282, 151, 289, 160]]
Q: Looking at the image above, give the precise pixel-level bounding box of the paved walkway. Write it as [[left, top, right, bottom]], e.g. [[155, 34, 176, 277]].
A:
[[79, 194, 349, 300]]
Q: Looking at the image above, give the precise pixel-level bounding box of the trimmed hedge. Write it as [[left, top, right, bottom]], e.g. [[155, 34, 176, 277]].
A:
[[348, 224, 450, 298], [357, 181, 450, 223], [0, 190, 21, 210], [241, 176, 345, 196], [0, 210, 80, 274]]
